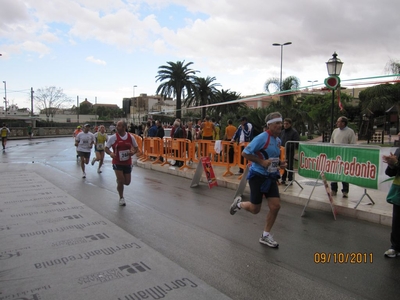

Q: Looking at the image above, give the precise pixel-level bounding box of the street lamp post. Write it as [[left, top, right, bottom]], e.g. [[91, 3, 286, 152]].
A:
[[307, 80, 318, 93], [272, 42, 292, 91], [326, 52, 343, 134], [3, 81, 7, 115]]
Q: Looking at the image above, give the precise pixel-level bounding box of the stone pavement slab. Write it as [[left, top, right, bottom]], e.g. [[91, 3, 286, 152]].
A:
[[0, 171, 231, 300]]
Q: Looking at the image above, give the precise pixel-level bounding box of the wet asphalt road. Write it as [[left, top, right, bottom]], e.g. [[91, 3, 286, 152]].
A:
[[1, 137, 400, 300]]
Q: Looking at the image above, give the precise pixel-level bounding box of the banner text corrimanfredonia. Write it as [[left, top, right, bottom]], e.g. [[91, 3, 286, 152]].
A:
[[299, 152, 377, 179]]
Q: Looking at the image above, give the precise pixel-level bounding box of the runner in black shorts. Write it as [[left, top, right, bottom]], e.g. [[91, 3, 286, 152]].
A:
[[229, 112, 286, 248]]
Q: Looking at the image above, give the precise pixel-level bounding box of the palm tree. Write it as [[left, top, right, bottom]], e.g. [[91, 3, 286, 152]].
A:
[[185, 76, 220, 119], [155, 61, 198, 119], [211, 89, 244, 117], [264, 75, 300, 107]]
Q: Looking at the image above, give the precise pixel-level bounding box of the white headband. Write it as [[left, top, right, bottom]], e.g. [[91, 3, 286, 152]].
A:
[[266, 117, 283, 125]]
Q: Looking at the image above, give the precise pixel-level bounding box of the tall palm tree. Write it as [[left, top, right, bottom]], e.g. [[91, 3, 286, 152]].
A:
[[155, 61, 198, 119], [264, 75, 300, 106], [211, 89, 244, 117], [185, 76, 220, 119]]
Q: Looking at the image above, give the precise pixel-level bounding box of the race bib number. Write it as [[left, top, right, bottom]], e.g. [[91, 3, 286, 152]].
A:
[[119, 149, 130, 161], [268, 158, 279, 173], [97, 144, 104, 150]]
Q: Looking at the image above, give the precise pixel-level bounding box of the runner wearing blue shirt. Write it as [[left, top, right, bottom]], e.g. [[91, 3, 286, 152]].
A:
[[230, 112, 286, 248]]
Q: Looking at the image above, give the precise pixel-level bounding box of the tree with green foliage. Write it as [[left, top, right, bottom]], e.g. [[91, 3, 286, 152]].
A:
[[185, 76, 220, 119], [155, 61, 198, 119], [211, 89, 245, 119]]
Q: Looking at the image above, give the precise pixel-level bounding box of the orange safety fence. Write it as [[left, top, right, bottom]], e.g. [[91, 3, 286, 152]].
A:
[[161, 138, 193, 170], [131, 134, 145, 160], [136, 138, 285, 180], [192, 140, 240, 177], [280, 146, 285, 176], [141, 137, 164, 164]]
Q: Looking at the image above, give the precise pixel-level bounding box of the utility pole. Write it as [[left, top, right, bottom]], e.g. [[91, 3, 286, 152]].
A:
[[31, 87, 34, 117], [3, 81, 7, 115]]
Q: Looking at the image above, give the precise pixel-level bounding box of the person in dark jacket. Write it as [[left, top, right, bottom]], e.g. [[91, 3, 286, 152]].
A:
[[148, 120, 158, 137], [279, 118, 299, 185], [382, 149, 400, 258]]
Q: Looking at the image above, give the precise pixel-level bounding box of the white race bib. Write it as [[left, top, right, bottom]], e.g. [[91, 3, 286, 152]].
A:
[[268, 157, 279, 173], [119, 149, 130, 161], [97, 144, 104, 150]]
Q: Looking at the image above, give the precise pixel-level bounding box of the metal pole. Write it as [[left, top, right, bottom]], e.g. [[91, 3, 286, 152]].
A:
[[31, 87, 34, 117], [331, 89, 335, 135], [279, 45, 283, 90], [3, 81, 6, 115]]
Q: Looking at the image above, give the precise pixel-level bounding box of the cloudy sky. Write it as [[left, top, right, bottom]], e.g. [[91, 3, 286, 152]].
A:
[[1, 0, 399, 111]]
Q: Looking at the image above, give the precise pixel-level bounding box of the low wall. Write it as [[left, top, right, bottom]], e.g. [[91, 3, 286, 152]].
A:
[[8, 127, 75, 138]]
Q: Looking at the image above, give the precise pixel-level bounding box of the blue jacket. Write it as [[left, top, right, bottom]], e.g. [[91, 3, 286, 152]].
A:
[[148, 125, 158, 137], [232, 122, 253, 142]]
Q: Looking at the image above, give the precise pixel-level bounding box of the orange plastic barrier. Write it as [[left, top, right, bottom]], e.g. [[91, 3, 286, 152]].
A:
[[131, 134, 145, 160], [141, 137, 163, 164], [191, 140, 239, 176], [161, 138, 192, 170]]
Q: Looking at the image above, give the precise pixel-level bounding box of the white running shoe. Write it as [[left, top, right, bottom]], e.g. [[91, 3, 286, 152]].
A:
[[259, 234, 279, 248], [82, 172, 86, 178], [119, 198, 126, 206], [97, 168, 102, 173], [91, 157, 96, 165]]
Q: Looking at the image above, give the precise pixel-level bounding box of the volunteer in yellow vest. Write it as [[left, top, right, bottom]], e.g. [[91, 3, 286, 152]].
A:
[[1, 123, 11, 150], [92, 125, 108, 173], [201, 116, 215, 140], [212, 118, 220, 140]]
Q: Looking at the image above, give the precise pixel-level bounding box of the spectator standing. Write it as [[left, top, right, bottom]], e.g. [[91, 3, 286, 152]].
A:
[[155, 120, 165, 162], [330, 116, 356, 197], [231, 116, 253, 174], [279, 118, 299, 186], [148, 120, 157, 137], [230, 112, 286, 248], [224, 119, 237, 163], [212, 118, 221, 140], [382, 149, 400, 258], [201, 116, 215, 140]]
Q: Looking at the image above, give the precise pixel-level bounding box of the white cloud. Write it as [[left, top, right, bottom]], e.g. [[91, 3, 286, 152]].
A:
[[86, 56, 106, 65]]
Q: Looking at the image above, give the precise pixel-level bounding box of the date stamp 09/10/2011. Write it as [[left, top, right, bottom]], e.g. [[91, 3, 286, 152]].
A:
[[314, 252, 373, 264]]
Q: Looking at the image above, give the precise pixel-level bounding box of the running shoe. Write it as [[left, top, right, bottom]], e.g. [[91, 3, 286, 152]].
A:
[[82, 172, 86, 178], [384, 248, 400, 258], [91, 157, 96, 165], [259, 234, 279, 248], [97, 168, 102, 173], [230, 196, 242, 215], [119, 198, 126, 206], [343, 192, 348, 198]]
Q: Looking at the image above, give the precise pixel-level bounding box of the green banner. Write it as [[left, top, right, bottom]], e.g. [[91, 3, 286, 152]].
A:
[[298, 144, 380, 189]]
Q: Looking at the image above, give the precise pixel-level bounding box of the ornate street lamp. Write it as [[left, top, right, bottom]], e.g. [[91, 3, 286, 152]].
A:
[[325, 52, 343, 133]]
